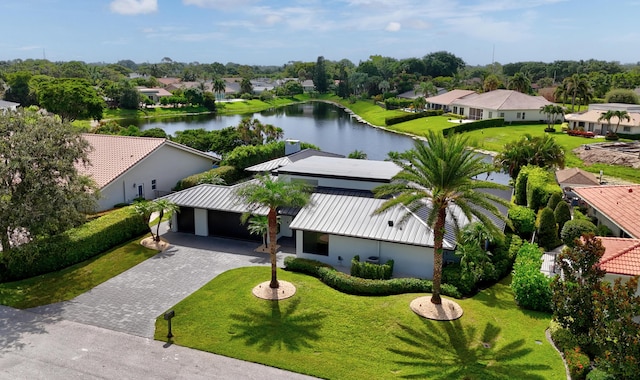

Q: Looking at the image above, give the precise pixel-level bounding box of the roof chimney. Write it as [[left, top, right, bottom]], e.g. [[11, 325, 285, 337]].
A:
[[285, 139, 301, 155]]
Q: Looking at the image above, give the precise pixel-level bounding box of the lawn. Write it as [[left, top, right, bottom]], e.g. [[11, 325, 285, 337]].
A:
[[154, 267, 564, 380], [0, 236, 158, 309], [319, 95, 407, 126]]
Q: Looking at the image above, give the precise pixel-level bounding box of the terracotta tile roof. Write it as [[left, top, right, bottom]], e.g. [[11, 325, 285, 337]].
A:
[[425, 89, 476, 106], [598, 237, 640, 276], [574, 185, 640, 238], [454, 89, 551, 110], [77, 134, 166, 188], [555, 168, 600, 187]]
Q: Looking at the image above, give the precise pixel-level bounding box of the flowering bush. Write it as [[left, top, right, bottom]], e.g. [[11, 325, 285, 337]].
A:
[[567, 129, 595, 138], [565, 347, 591, 380]]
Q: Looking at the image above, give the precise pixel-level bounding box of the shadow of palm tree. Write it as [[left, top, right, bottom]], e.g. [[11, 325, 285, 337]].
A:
[[228, 298, 326, 353], [389, 319, 550, 379]]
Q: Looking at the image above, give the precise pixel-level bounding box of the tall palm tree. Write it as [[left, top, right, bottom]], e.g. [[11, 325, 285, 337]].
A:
[[235, 174, 312, 289], [598, 109, 630, 135], [373, 131, 509, 305], [213, 78, 226, 100], [554, 83, 567, 107], [564, 74, 592, 112], [417, 81, 438, 98], [540, 104, 565, 130], [151, 199, 180, 242], [413, 96, 426, 112], [507, 72, 531, 94]]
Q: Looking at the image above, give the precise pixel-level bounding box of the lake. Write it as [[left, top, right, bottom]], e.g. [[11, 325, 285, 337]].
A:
[[129, 101, 510, 184]]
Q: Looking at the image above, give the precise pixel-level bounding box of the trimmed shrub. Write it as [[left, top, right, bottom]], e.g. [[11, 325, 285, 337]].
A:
[[284, 257, 461, 298], [514, 168, 530, 206], [508, 205, 536, 237], [442, 118, 504, 135], [526, 167, 562, 211], [594, 224, 612, 237], [174, 165, 244, 191], [565, 347, 591, 380], [222, 141, 319, 170], [384, 110, 443, 126], [442, 264, 476, 296], [1, 206, 149, 281], [561, 219, 597, 247], [511, 242, 552, 312], [492, 234, 520, 279], [547, 192, 563, 211], [554, 201, 572, 237], [383, 97, 414, 110], [537, 207, 560, 251], [586, 368, 615, 380], [350, 255, 394, 280], [549, 321, 580, 352]]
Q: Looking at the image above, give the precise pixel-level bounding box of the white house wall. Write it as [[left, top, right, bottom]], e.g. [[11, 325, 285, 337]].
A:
[[294, 231, 434, 279], [97, 145, 212, 211], [194, 208, 208, 236], [604, 273, 640, 296]]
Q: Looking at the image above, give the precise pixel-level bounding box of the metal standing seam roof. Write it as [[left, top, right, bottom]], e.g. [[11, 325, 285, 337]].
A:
[[245, 149, 345, 172], [276, 156, 402, 182], [162, 183, 268, 215], [598, 237, 640, 276], [574, 185, 640, 239]]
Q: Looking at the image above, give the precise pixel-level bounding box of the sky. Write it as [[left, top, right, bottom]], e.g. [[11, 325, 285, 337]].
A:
[[1, 0, 639, 67]]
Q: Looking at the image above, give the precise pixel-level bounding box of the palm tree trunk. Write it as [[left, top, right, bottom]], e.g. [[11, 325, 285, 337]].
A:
[[431, 206, 447, 305], [268, 208, 279, 289], [155, 210, 164, 242]]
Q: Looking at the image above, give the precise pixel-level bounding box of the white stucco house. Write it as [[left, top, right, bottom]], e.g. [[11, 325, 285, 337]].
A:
[[565, 103, 640, 135], [573, 185, 640, 239], [77, 134, 215, 211], [136, 87, 173, 104], [164, 155, 510, 279]]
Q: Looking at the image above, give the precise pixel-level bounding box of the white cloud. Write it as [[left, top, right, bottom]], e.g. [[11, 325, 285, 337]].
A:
[[182, 0, 258, 10], [385, 22, 401, 32], [110, 0, 157, 15]]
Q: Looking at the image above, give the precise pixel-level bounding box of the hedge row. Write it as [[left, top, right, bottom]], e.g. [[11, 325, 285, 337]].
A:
[[284, 257, 461, 298], [350, 255, 394, 280], [510, 242, 552, 312], [221, 141, 319, 170], [442, 117, 504, 135], [522, 166, 562, 211], [174, 165, 244, 191], [383, 97, 414, 110], [384, 109, 443, 126], [0, 206, 149, 281]]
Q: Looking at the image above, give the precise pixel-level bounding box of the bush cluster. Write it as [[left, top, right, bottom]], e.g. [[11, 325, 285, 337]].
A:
[[384, 110, 443, 126], [442, 118, 504, 135], [567, 130, 595, 138], [350, 255, 394, 280], [565, 347, 591, 380], [510, 242, 552, 312], [0, 206, 149, 281], [221, 141, 319, 170], [284, 257, 461, 298], [537, 207, 561, 251], [383, 97, 414, 110], [561, 219, 597, 247], [174, 166, 244, 191], [524, 166, 562, 211], [508, 205, 536, 237]]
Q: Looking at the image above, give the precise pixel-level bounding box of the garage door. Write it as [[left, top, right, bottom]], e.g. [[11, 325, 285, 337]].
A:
[[177, 207, 195, 234], [208, 210, 260, 241]]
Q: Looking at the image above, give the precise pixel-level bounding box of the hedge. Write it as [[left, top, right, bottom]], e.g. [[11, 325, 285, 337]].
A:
[[0, 206, 149, 281], [383, 97, 414, 110], [174, 165, 244, 191], [525, 166, 562, 211], [537, 207, 560, 251], [514, 168, 529, 206], [384, 109, 443, 126], [442, 118, 504, 135], [511, 242, 552, 312], [221, 140, 319, 170], [508, 206, 537, 237], [284, 257, 461, 298], [561, 219, 597, 247], [350, 255, 394, 280]]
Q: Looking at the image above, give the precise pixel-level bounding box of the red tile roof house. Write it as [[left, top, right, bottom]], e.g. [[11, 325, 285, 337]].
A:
[[597, 237, 640, 296], [573, 185, 640, 239], [77, 134, 215, 211]]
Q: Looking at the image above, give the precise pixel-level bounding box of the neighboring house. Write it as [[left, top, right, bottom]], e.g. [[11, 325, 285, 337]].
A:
[[573, 185, 640, 238], [300, 79, 315, 92], [0, 100, 20, 111], [450, 89, 551, 122], [164, 155, 510, 279], [157, 77, 182, 87], [565, 103, 640, 135], [246, 148, 344, 173], [556, 168, 600, 202], [597, 237, 640, 296], [425, 89, 476, 111], [398, 87, 447, 100], [77, 134, 215, 211], [137, 87, 173, 103]]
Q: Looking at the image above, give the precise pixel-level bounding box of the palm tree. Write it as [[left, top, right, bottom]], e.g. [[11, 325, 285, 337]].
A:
[[598, 109, 630, 136], [150, 199, 180, 242], [554, 83, 567, 107], [564, 74, 592, 112], [540, 104, 565, 131], [378, 80, 390, 94], [134, 200, 156, 240], [348, 149, 367, 159], [494, 134, 565, 179], [373, 131, 509, 305], [483, 74, 501, 92], [235, 174, 312, 289], [213, 78, 226, 100], [417, 81, 438, 98], [507, 72, 531, 94], [246, 214, 269, 247], [413, 96, 426, 112]]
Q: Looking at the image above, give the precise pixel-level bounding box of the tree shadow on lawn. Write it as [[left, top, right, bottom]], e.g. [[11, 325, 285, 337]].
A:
[[228, 297, 326, 353], [389, 319, 550, 379]]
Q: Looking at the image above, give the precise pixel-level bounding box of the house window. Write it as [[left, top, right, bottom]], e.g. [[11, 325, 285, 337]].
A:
[[522, 112, 525, 120], [488, 111, 493, 118], [624, 126, 631, 132], [151, 179, 157, 190], [459, 108, 464, 116], [499, 112, 504, 118], [302, 231, 328, 256], [516, 112, 521, 119], [453, 106, 458, 114]]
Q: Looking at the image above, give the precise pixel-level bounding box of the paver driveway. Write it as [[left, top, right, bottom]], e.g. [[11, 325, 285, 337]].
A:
[[28, 230, 295, 338]]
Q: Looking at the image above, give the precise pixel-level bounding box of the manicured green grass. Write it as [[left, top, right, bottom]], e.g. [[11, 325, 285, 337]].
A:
[[217, 96, 308, 115], [154, 267, 564, 379], [0, 236, 158, 309], [387, 115, 459, 136], [319, 95, 407, 126]]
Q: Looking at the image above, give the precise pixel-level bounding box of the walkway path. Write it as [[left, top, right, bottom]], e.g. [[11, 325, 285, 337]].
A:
[[28, 231, 295, 338]]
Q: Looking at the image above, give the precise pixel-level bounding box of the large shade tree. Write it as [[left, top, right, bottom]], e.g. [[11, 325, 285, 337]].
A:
[[373, 131, 509, 305], [235, 175, 312, 289], [0, 108, 98, 254], [38, 78, 105, 122]]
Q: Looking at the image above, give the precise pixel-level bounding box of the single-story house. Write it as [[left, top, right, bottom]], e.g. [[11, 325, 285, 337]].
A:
[[597, 237, 640, 296], [573, 185, 640, 238], [449, 89, 551, 122], [164, 155, 510, 279], [556, 168, 601, 189], [77, 134, 215, 211], [565, 103, 640, 135], [0, 100, 20, 111], [425, 89, 476, 111], [157, 77, 182, 87], [137, 87, 173, 103], [245, 145, 344, 173]]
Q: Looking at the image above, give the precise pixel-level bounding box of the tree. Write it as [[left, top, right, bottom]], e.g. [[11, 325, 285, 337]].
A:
[[413, 96, 426, 111], [604, 88, 639, 104], [540, 104, 565, 131], [494, 134, 565, 179], [313, 56, 329, 93], [373, 131, 509, 305], [348, 149, 367, 159], [4, 71, 34, 106], [150, 199, 179, 242], [417, 81, 437, 97], [422, 51, 465, 78], [598, 109, 631, 136], [554, 200, 571, 238], [235, 174, 312, 289], [0, 109, 98, 254], [564, 74, 593, 111], [134, 200, 157, 240], [507, 72, 531, 93], [39, 78, 105, 122], [236, 117, 283, 145], [551, 234, 606, 353], [240, 77, 253, 95], [536, 207, 559, 251], [483, 74, 501, 92], [213, 78, 226, 100]]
